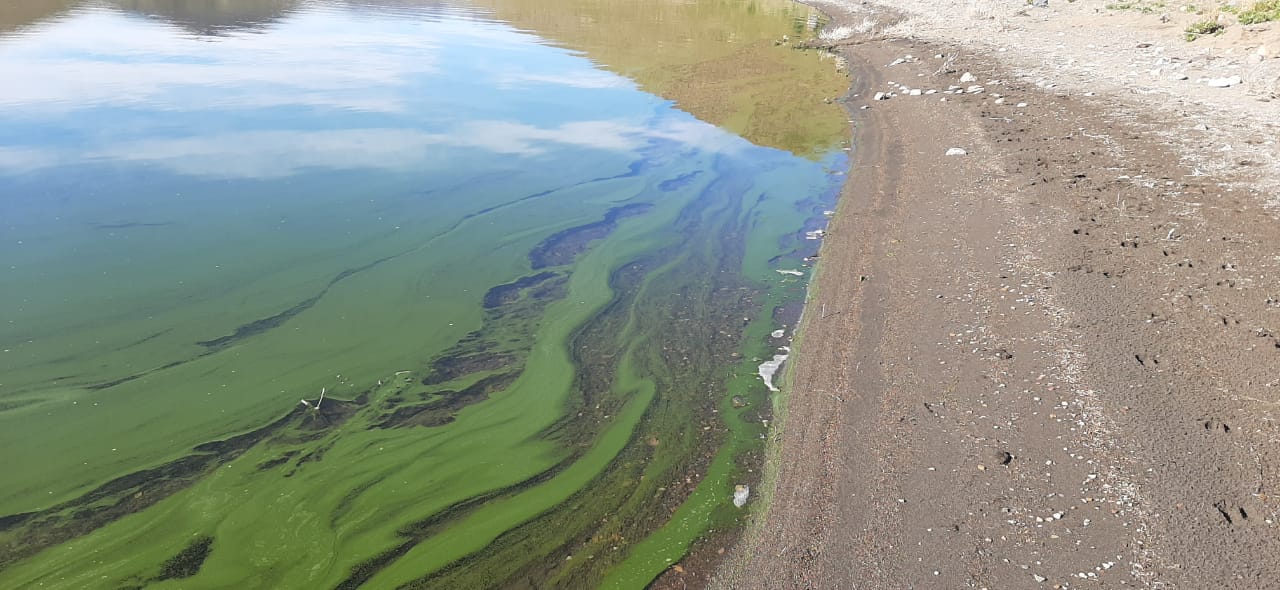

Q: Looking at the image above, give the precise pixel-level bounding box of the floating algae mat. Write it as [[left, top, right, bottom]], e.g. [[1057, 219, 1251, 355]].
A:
[[0, 0, 845, 587]]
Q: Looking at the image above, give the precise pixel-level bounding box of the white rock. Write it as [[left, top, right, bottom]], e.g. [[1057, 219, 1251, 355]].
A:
[[909, 88, 922, 96], [1168, 73, 1189, 81], [1206, 76, 1243, 88], [1033, 574, 1047, 583], [945, 147, 967, 156], [925, 89, 937, 95], [960, 72, 977, 83], [1016, 102, 1028, 107], [994, 97, 1005, 104], [873, 92, 887, 100], [733, 484, 750, 508]]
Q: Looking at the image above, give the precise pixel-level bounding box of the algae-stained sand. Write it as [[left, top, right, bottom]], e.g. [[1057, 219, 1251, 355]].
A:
[[0, 0, 845, 587]]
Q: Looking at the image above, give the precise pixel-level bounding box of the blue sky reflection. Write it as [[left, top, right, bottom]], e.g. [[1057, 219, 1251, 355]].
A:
[[0, 2, 750, 180]]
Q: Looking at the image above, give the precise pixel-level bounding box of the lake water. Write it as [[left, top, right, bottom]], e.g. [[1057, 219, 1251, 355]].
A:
[[0, 0, 847, 587]]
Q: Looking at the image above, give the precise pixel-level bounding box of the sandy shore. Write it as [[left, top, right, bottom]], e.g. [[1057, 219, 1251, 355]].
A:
[[713, 1, 1280, 588]]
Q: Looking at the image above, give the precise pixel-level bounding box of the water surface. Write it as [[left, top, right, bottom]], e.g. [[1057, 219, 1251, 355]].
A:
[[0, 0, 846, 587]]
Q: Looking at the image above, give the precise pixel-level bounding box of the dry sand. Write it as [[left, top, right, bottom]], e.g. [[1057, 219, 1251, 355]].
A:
[[708, 1, 1280, 588]]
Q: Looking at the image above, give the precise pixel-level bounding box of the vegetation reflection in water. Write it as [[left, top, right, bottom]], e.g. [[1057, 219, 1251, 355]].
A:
[[0, 0, 846, 587]]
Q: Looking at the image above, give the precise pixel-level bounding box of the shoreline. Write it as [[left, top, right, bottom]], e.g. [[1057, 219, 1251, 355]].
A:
[[713, 1, 1280, 587]]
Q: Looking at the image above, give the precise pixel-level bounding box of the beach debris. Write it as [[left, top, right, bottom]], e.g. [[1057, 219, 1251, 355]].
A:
[[1205, 75, 1242, 88], [732, 395, 747, 408], [776, 269, 804, 277], [996, 450, 1014, 465], [758, 352, 789, 391], [805, 229, 825, 240], [771, 329, 786, 338], [945, 147, 968, 156], [873, 91, 888, 100], [908, 88, 922, 96], [733, 484, 750, 508], [1033, 574, 1047, 583], [960, 72, 977, 83]]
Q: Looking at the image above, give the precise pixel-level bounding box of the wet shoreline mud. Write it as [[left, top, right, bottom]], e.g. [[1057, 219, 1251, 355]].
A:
[[713, 1, 1280, 588]]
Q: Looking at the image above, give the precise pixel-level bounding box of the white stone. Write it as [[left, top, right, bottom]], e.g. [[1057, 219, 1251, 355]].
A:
[[909, 88, 922, 96], [960, 72, 977, 83], [873, 92, 887, 100], [1206, 76, 1243, 88], [733, 484, 750, 508], [945, 147, 967, 156]]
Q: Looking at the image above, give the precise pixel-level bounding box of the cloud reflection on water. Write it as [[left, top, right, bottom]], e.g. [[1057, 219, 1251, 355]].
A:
[[72, 117, 743, 178], [0, 2, 753, 180], [0, 9, 448, 115]]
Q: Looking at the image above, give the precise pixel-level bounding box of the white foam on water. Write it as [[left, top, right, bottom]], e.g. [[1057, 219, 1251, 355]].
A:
[[758, 352, 788, 391]]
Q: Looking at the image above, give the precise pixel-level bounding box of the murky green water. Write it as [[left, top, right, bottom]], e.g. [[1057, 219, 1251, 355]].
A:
[[0, 0, 846, 587]]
